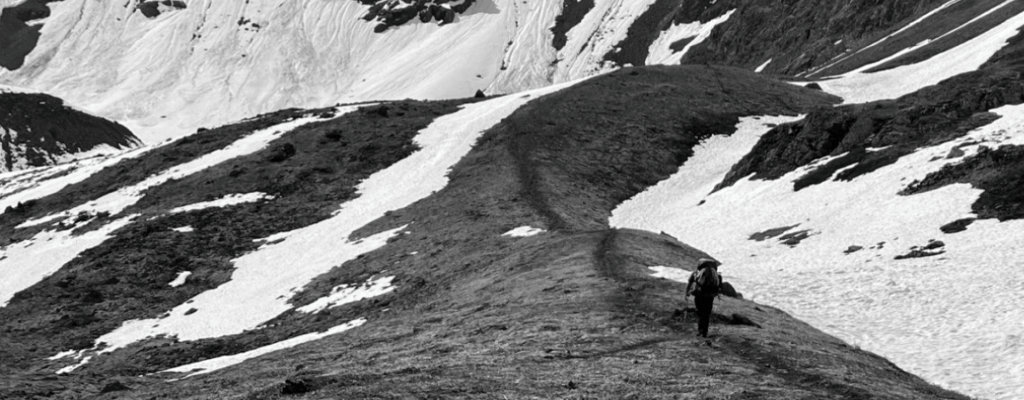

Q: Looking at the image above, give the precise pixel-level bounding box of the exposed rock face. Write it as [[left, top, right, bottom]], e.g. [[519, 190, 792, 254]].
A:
[[677, 0, 945, 74], [0, 92, 140, 172], [357, 0, 477, 31], [136, 0, 187, 19], [0, 0, 63, 70], [717, 68, 1024, 194], [903, 145, 1024, 221]]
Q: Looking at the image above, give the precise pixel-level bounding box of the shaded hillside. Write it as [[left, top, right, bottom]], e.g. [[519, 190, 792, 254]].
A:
[[0, 0, 61, 70], [716, 26, 1024, 223], [0, 91, 139, 172], [0, 65, 966, 399]]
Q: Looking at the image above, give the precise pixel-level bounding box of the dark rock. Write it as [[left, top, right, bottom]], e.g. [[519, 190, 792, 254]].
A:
[[266, 143, 297, 163], [749, 225, 799, 241], [99, 381, 130, 393], [281, 378, 311, 395], [779, 230, 812, 247], [474, 89, 486, 98], [720, 281, 742, 299], [805, 82, 823, 90], [923, 240, 945, 250], [940, 218, 975, 233], [844, 245, 864, 254], [551, 0, 594, 50], [729, 313, 762, 328], [80, 290, 104, 304], [565, 380, 578, 390], [903, 145, 1024, 221], [894, 247, 945, 260], [363, 104, 390, 117]]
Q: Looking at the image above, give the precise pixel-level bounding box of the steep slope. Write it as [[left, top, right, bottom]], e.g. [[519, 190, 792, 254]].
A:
[[0, 88, 140, 173], [5, 0, 1003, 145], [612, 12, 1024, 400], [0, 0, 655, 143], [0, 66, 966, 399]]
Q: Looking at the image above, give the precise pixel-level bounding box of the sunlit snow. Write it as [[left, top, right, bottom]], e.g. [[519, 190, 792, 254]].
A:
[[168, 271, 192, 288], [163, 319, 365, 378], [0, 0, 600, 144], [648, 266, 689, 283], [611, 107, 1024, 400], [297, 276, 396, 314], [169, 192, 274, 214], [553, 0, 659, 82], [502, 226, 546, 237]]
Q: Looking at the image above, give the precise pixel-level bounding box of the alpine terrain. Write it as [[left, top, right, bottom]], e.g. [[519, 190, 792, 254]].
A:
[[1, 0, 1023, 399]]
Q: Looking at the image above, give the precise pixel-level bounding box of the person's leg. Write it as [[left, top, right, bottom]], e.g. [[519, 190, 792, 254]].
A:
[[695, 296, 712, 337]]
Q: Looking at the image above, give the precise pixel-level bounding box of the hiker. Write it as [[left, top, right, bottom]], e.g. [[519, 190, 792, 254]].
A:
[[686, 258, 722, 338]]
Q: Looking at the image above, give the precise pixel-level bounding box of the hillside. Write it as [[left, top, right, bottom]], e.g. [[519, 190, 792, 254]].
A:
[[0, 65, 968, 399], [0, 89, 140, 172], [1, 0, 1023, 399]]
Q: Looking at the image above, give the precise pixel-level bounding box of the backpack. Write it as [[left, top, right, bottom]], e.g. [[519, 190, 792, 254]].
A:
[[693, 267, 720, 297]]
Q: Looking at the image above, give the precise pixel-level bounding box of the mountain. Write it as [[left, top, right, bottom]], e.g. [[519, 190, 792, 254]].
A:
[[1, 0, 1023, 399], [0, 87, 140, 173]]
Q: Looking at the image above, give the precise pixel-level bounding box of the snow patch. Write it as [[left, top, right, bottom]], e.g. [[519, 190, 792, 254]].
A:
[[170, 226, 194, 233], [648, 265, 689, 282], [754, 58, 773, 73], [168, 271, 192, 287], [610, 108, 1024, 400], [502, 226, 546, 237], [169, 192, 274, 214], [646, 9, 736, 66], [0, 216, 136, 307], [163, 319, 365, 378], [297, 276, 396, 314], [56, 356, 92, 375]]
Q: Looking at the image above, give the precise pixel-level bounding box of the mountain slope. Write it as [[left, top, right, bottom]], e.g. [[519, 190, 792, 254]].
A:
[[0, 89, 140, 173], [611, 12, 1024, 400], [2, 66, 969, 399], [1, 0, 1024, 399]]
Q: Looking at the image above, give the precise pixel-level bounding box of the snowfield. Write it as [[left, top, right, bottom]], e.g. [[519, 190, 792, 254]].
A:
[[612, 108, 1024, 400], [0, 0, 636, 144]]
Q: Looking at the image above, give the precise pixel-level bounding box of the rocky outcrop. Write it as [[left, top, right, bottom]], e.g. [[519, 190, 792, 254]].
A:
[[136, 0, 187, 19], [0, 92, 140, 172], [0, 0, 62, 70], [903, 145, 1024, 221], [717, 67, 1024, 193], [357, 0, 477, 32]]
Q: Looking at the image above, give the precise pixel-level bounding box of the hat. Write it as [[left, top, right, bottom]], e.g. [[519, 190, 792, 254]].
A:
[[697, 258, 720, 270]]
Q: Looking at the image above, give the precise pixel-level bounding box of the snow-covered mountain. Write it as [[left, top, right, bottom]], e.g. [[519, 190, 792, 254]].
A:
[[1, 0, 1024, 399]]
